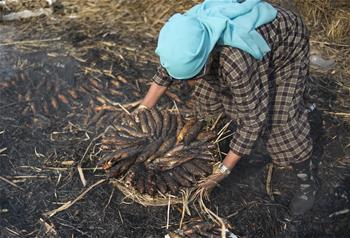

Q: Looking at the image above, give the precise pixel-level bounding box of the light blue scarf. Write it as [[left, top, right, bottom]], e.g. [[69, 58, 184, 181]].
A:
[[155, 0, 277, 80]]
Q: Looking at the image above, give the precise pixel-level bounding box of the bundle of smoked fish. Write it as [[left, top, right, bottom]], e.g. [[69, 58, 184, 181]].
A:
[[97, 108, 218, 196]]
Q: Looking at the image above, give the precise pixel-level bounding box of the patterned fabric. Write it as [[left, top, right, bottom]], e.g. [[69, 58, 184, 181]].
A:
[[152, 6, 313, 166]]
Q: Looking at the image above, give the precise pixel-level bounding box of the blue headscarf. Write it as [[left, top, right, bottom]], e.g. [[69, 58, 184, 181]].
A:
[[155, 0, 277, 80]]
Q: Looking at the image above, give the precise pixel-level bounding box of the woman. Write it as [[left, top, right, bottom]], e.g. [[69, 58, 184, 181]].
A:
[[138, 0, 317, 216]]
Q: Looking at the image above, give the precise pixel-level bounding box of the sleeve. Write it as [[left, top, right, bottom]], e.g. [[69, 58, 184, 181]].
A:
[[152, 66, 173, 87], [222, 49, 268, 157]]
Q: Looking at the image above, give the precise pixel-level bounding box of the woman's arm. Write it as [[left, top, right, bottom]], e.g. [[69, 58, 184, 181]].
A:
[[140, 82, 168, 108]]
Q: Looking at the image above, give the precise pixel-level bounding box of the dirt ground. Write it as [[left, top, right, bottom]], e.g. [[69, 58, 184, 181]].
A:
[[1, 2, 350, 238]]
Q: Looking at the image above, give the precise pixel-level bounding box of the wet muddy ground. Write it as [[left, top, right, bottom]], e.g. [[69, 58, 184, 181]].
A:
[[1, 3, 350, 238]]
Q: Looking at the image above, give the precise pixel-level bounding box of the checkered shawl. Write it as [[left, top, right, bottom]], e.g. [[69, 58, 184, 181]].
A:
[[152, 6, 312, 165]]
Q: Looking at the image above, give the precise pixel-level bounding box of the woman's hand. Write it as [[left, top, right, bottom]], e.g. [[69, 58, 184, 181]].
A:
[[140, 82, 168, 109], [196, 150, 241, 192]]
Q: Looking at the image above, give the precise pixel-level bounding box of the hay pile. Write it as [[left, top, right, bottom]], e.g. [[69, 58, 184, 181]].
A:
[[1, 0, 52, 12], [293, 0, 350, 43]]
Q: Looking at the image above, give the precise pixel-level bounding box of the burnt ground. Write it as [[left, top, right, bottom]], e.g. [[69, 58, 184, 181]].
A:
[[1, 6, 350, 238]]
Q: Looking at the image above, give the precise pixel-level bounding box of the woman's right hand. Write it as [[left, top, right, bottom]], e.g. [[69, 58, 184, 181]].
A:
[[140, 82, 168, 109]]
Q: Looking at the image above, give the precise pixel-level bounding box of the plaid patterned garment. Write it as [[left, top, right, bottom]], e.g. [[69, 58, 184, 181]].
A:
[[152, 6, 312, 166]]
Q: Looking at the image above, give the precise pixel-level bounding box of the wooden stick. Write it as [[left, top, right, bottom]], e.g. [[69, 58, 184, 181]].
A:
[[44, 179, 107, 218], [0, 37, 61, 46], [266, 163, 275, 201], [77, 165, 87, 187], [0, 176, 23, 190]]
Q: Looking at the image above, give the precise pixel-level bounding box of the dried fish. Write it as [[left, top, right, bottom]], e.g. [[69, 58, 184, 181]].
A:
[[50, 97, 58, 110], [144, 109, 157, 136], [155, 174, 168, 194], [138, 110, 151, 134], [145, 169, 156, 196], [161, 110, 171, 138], [136, 174, 146, 194], [67, 89, 79, 99], [170, 170, 192, 187], [151, 153, 196, 171], [167, 113, 178, 137], [135, 139, 163, 163], [174, 167, 196, 184], [165, 143, 185, 157], [182, 162, 207, 177], [123, 113, 142, 131], [57, 94, 70, 105], [107, 157, 136, 178], [176, 118, 197, 143], [98, 145, 143, 166], [183, 120, 204, 145], [148, 136, 176, 161], [161, 173, 179, 195], [196, 131, 216, 142], [113, 124, 148, 138], [191, 159, 212, 175], [176, 112, 184, 137], [150, 108, 163, 137]]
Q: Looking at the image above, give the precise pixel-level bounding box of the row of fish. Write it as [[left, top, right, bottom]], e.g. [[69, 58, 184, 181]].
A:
[[98, 107, 218, 195]]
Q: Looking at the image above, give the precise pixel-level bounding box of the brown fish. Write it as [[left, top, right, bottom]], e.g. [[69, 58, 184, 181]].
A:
[[176, 113, 184, 138], [165, 143, 185, 157], [150, 108, 163, 137], [135, 139, 163, 164], [114, 124, 148, 138], [151, 153, 196, 171], [176, 118, 197, 143], [145, 169, 156, 196], [98, 145, 143, 166], [150, 137, 176, 160], [107, 157, 136, 178], [124, 169, 136, 187], [196, 153, 216, 162], [123, 113, 142, 131], [174, 167, 196, 184], [191, 159, 212, 174], [196, 131, 216, 142], [138, 110, 151, 134], [161, 110, 171, 138], [170, 170, 192, 187], [144, 109, 157, 136], [182, 162, 207, 177], [183, 120, 204, 145], [161, 173, 179, 195], [155, 174, 168, 194], [167, 113, 178, 137], [57, 94, 70, 105], [67, 89, 78, 99], [136, 174, 146, 194]]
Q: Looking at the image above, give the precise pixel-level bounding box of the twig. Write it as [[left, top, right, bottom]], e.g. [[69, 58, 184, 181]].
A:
[[103, 188, 115, 212], [0, 37, 61, 46], [198, 191, 226, 238], [0, 147, 7, 154], [310, 40, 349, 47], [166, 195, 171, 230], [44, 179, 107, 218], [323, 111, 350, 117], [0, 176, 23, 190], [77, 165, 87, 187], [79, 131, 105, 165], [266, 163, 275, 201], [210, 113, 223, 131], [329, 209, 350, 218]]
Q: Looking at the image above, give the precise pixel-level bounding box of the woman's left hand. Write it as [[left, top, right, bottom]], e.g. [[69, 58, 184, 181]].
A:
[[196, 170, 228, 192]]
